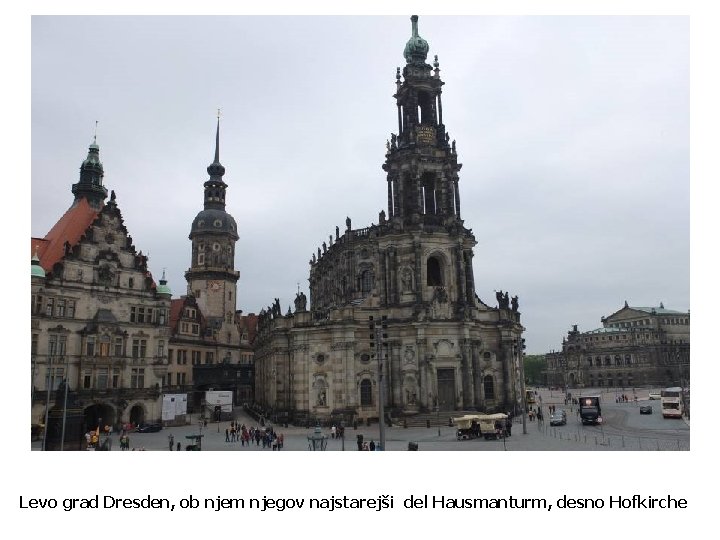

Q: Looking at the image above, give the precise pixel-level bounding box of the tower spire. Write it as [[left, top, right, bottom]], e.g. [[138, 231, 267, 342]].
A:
[[214, 109, 221, 164], [204, 111, 227, 210], [71, 124, 108, 209]]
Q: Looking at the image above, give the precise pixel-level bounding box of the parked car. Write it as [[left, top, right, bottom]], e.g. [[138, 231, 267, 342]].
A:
[[549, 410, 567, 426], [640, 405, 653, 414], [648, 391, 661, 400], [136, 423, 162, 433]]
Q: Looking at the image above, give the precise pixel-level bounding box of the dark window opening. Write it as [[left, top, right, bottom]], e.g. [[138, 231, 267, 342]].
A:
[[360, 270, 374, 295], [427, 257, 442, 286], [417, 91, 434, 125], [360, 379, 373, 406], [422, 174, 437, 215], [483, 375, 495, 400]]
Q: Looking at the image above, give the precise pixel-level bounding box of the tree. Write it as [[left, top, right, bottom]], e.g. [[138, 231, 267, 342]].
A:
[[523, 354, 546, 386]]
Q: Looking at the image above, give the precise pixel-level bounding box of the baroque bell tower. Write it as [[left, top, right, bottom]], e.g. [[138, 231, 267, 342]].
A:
[[185, 116, 240, 341], [383, 15, 463, 228]]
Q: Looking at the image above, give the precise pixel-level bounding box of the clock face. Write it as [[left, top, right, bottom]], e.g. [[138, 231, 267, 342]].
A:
[[209, 280, 221, 291]]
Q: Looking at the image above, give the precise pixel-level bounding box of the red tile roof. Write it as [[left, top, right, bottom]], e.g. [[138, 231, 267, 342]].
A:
[[169, 298, 186, 332], [238, 313, 258, 344], [32, 198, 101, 272]]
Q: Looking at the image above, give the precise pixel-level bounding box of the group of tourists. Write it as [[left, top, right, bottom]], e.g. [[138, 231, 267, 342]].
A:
[[527, 407, 544, 423], [225, 421, 284, 450]]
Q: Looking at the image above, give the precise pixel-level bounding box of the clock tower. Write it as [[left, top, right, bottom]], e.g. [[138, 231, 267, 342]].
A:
[[185, 117, 240, 344]]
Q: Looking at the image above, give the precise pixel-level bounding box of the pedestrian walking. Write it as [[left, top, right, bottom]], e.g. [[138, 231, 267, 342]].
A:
[[168, 433, 174, 451], [369, 440, 376, 451], [225, 428, 230, 442]]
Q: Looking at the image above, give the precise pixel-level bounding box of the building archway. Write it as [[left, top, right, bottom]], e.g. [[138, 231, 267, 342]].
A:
[[84, 403, 115, 431], [129, 404, 145, 426]]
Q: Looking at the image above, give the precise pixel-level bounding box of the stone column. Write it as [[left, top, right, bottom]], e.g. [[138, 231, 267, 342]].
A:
[[387, 178, 394, 219], [455, 246, 466, 306], [454, 179, 461, 218], [388, 248, 398, 304], [464, 249, 475, 303], [502, 340, 515, 412], [415, 245, 425, 304], [461, 337, 474, 408], [378, 249, 387, 306], [393, 177, 401, 218]]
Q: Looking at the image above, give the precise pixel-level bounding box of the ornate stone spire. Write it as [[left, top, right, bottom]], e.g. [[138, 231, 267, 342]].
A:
[[71, 123, 108, 208]]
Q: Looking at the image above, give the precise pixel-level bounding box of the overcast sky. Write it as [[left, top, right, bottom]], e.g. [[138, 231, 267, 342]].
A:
[[31, 15, 689, 354]]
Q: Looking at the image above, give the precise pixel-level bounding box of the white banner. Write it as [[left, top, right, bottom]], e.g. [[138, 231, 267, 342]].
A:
[[162, 393, 188, 420], [205, 390, 233, 412]]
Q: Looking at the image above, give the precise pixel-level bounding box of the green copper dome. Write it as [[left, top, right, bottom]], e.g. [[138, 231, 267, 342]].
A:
[[156, 270, 172, 296], [31, 251, 45, 278], [403, 15, 429, 65]]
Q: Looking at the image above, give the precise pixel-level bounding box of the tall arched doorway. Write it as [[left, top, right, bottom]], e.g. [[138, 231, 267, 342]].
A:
[[129, 404, 145, 426], [84, 403, 115, 431]]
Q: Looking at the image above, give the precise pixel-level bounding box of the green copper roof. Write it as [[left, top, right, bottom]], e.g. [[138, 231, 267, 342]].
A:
[[586, 327, 623, 334], [31, 252, 45, 278], [156, 270, 172, 296], [403, 15, 429, 65], [630, 306, 687, 315]]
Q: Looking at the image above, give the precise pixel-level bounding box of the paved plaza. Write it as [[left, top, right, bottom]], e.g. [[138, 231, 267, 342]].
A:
[[32, 387, 689, 451]]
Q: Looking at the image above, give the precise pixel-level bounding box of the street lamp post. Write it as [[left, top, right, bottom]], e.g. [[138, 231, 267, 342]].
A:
[[435, 397, 440, 438], [517, 339, 528, 435], [42, 361, 52, 451], [370, 315, 388, 451]]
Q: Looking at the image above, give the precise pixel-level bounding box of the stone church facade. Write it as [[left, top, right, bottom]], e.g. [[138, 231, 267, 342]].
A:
[[254, 16, 524, 424]]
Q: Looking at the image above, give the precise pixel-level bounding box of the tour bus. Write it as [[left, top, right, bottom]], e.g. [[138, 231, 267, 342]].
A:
[[525, 389, 536, 406], [578, 395, 601, 425], [660, 387, 683, 418]]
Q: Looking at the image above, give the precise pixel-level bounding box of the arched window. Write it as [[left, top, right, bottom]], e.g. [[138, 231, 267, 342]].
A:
[[483, 375, 495, 400], [360, 270, 373, 295], [360, 379, 373, 406], [595, 357, 601, 367], [427, 256, 442, 286]]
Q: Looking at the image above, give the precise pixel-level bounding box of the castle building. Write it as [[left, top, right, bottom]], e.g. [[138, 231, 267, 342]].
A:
[[544, 302, 690, 389], [31, 138, 171, 441], [253, 16, 524, 424]]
